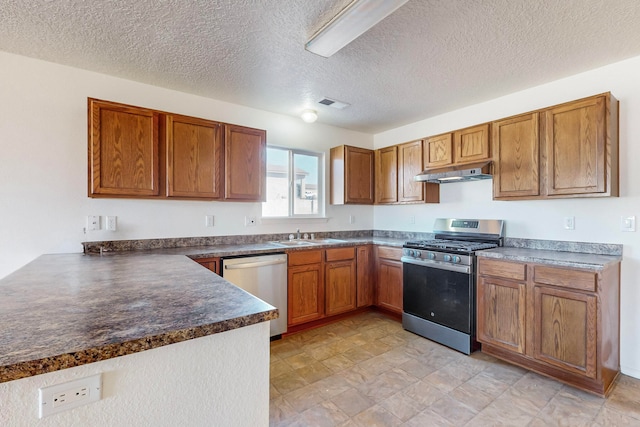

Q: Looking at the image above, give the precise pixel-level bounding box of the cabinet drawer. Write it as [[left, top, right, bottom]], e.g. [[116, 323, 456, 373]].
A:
[[376, 246, 403, 261], [478, 258, 526, 281], [288, 250, 323, 266], [326, 246, 355, 262], [533, 265, 597, 292]]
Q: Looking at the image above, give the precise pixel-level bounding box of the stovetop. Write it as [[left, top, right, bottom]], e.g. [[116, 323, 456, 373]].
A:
[[404, 239, 498, 253]]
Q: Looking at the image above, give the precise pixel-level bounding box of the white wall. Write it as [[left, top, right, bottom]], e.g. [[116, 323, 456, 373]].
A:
[[0, 322, 269, 427], [0, 51, 374, 279], [374, 55, 640, 379]]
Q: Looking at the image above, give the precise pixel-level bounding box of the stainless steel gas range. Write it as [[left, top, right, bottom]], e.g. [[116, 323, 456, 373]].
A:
[[402, 218, 505, 354]]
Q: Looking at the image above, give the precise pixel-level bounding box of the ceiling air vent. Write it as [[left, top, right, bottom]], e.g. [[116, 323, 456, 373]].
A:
[[318, 97, 350, 110]]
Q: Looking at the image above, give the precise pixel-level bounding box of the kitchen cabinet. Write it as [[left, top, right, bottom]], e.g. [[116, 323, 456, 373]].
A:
[[287, 250, 324, 326], [544, 94, 617, 197], [375, 146, 398, 204], [330, 145, 375, 205], [424, 132, 453, 168], [492, 113, 540, 199], [356, 245, 374, 307], [325, 247, 357, 316], [195, 256, 221, 275], [165, 114, 223, 199], [88, 98, 267, 201], [453, 123, 491, 164], [375, 142, 439, 205], [88, 99, 160, 197], [493, 93, 618, 200], [375, 246, 403, 314], [224, 124, 266, 201], [477, 257, 620, 396]]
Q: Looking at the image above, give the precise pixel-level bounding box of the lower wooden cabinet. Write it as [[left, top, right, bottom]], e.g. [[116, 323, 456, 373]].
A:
[[288, 250, 324, 326], [477, 257, 620, 396], [325, 247, 356, 316], [356, 245, 374, 307], [375, 246, 403, 314], [195, 257, 220, 275]]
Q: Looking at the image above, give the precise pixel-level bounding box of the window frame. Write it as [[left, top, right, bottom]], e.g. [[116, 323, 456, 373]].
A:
[[262, 146, 325, 219]]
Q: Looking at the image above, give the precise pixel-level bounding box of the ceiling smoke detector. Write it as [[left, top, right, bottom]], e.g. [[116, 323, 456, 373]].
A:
[[318, 97, 350, 110]]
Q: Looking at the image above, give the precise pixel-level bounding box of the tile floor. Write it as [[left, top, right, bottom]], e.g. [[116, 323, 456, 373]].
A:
[[269, 311, 640, 426]]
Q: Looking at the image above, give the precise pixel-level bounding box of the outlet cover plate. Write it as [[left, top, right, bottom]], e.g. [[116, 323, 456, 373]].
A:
[[39, 373, 102, 418], [620, 215, 636, 232]]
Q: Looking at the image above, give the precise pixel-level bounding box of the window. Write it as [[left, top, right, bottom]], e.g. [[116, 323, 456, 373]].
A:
[[262, 146, 324, 217]]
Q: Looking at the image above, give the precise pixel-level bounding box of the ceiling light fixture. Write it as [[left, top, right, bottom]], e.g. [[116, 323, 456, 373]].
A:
[[301, 109, 318, 123], [305, 0, 409, 58]]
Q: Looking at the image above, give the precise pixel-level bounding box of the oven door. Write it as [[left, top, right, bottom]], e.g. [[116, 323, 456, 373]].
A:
[[402, 258, 473, 334]]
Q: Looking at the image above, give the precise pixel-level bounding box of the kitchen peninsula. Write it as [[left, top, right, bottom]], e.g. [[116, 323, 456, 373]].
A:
[[0, 253, 277, 426]]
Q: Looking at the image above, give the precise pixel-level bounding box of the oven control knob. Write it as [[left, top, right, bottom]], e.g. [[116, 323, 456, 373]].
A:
[[443, 254, 452, 262], [408, 250, 415, 257], [452, 256, 461, 263], [415, 250, 421, 258], [428, 252, 436, 260]]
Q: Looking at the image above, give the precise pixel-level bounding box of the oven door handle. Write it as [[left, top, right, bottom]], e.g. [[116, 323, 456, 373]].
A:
[[401, 257, 471, 274]]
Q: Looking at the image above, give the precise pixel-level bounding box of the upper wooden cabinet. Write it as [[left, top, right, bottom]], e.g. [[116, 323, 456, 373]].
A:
[[493, 93, 618, 200], [454, 123, 491, 164], [375, 142, 439, 205], [89, 99, 159, 197], [330, 145, 374, 205], [224, 125, 266, 201], [544, 95, 616, 197], [165, 114, 222, 199], [424, 133, 453, 168], [88, 98, 267, 201], [492, 113, 540, 199], [375, 146, 398, 204]]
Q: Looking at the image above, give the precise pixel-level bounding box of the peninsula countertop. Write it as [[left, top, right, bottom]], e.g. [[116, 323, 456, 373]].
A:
[[0, 253, 277, 383]]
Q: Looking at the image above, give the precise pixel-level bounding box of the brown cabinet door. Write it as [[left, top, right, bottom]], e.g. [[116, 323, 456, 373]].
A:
[[544, 96, 606, 196], [492, 113, 540, 199], [356, 245, 374, 307], [345, 146, 375, 204], [325, 259, 357, 316], [424, 133, 453, 168], [288, 263, 324, 326], [224, 124, 266, 201], [166, 115, 222, 198], [533, 285, 597, 378], [477, 276, 527, 354], [397, 140, 424, 203], [454, 123, 490, 164], [376, 258, 403, 314], [89, 99, 159, 197], [375, 146, 398, 204], [195, 257, 220, 275]]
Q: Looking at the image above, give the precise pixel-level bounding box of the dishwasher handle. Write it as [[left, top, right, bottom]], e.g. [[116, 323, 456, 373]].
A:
[[224, 258, 287, 270]]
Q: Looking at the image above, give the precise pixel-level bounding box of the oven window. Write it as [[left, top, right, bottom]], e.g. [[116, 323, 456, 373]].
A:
[[403, 263, 472, 334]]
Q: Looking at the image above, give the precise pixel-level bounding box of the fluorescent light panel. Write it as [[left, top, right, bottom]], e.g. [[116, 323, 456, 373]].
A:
[[305, 0, 409, 58]]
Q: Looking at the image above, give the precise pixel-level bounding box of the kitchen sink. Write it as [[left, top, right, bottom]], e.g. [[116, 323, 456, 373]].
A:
[[268, 238, 347, 248]]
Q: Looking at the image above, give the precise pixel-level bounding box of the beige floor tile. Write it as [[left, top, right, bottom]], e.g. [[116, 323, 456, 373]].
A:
[[448, 381, 496, 412], [536, 387, 604, 426], [322, 353, 356, 373], [401, 378, 447, 407], [592, 406, 640, 426], [403, 408, 455, 427], [342, 346, 375, 363], [330, 387, 375, 417], [315, 374, 353, 400], [428, 394, 478, 425], [379, 390, 424, 421], [271, 370, 309, 395], [283, 383, 326, 413], [271, 358, 293, 377], [283, 351, 317, 369], [295, 361, 334, 384], [351, 404, 403, 427], [292, 401, 350, 427], [604, 374, 640, 420]]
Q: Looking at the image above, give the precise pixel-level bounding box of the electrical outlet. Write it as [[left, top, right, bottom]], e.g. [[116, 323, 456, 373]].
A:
[[349, 215, 355, 224], [244, 216, 257, 226], [564, 216, 575, 230], [409, 216, 415, 224], [86, 216, 101, 231], [39, 373, 102, 418], [620, 215, 636, 232], [106, 216, 117, 231], [205, 215, 214, 227]]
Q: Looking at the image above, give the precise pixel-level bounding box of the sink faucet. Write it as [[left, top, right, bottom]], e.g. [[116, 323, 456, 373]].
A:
[[296, 228, 301, 240]]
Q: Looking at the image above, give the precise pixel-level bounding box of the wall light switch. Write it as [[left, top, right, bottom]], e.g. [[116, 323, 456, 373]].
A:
[[205, 215, 214, 227], [349, 215, 355, 224], [620, 215, 636, 232]]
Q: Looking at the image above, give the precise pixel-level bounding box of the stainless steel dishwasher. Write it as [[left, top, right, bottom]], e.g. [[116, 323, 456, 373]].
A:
[[222, 253, 288, 338]]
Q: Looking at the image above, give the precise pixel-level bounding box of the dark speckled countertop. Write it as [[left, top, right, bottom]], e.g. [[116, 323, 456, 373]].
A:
[[0, 253, 277, 383], [477, 247, 622, 269]]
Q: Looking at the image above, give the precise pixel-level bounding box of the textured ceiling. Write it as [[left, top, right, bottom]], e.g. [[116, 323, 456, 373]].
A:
[[2, 1, 640, 133]]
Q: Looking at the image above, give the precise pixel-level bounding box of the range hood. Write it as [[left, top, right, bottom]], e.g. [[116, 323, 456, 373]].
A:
[[414, 160, 493, 184]]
